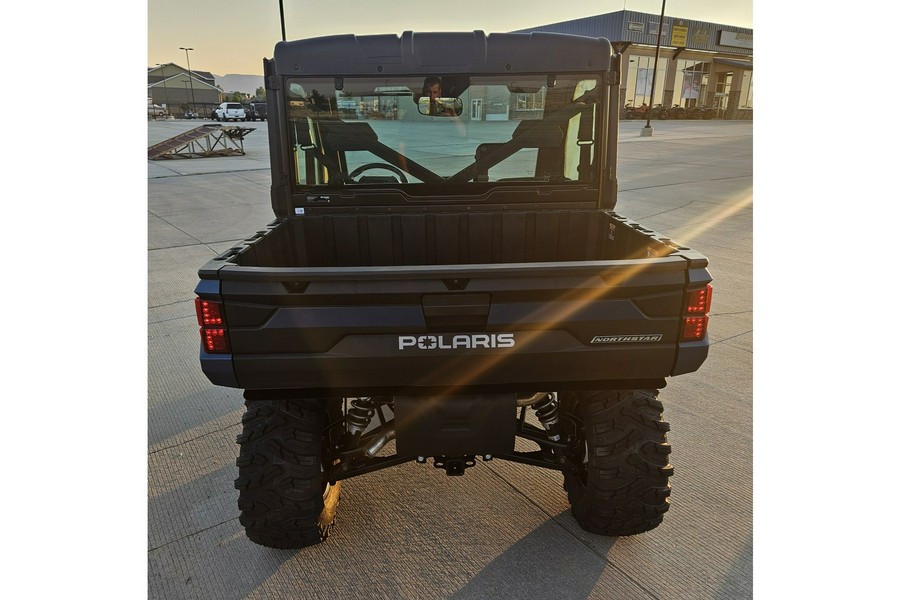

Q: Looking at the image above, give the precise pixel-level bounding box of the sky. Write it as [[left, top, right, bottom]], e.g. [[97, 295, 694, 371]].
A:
[[148, 0, 753, 76]]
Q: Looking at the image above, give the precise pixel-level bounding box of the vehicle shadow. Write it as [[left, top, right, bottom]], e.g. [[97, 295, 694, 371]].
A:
[[717, 537, 753, 599], [448, 519, 627, 600], [148, 443, 646, 599]]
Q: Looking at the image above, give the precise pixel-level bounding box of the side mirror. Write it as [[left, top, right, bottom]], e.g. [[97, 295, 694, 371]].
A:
[[417, 97, 463, 117]]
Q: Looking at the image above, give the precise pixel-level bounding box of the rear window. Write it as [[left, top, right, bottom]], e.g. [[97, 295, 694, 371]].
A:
[[226, 103, 243, 110]]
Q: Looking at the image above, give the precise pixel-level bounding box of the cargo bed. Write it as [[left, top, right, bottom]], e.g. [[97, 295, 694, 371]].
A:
[[197, 209, 710, 394], [213, 208, 703, 268]]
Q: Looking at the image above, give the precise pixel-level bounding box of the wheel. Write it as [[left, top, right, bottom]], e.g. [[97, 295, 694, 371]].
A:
[[560, 389, 673, 536], [234, 391, 342, 549], [658, 109, 669, 120], [624, 110, 635, 120], [348, 162, 409, 183]]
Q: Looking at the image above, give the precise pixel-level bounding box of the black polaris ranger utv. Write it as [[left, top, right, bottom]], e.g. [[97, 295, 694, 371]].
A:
[[194, 30, 712, 549]]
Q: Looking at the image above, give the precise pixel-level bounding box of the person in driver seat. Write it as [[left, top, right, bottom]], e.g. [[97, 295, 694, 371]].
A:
[[421, 76, 456, 116], [423, 76, 442, 101]]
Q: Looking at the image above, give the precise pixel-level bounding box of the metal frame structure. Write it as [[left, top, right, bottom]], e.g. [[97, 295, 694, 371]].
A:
[[148, 124, 255, 160]]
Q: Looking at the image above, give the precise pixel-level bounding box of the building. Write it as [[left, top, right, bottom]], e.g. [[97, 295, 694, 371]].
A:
[[147, 63, 223, 117], [514, 10, 752, 119]]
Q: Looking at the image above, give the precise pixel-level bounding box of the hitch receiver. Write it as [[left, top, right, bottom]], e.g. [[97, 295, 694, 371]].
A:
[[433, 455, 476, 476]]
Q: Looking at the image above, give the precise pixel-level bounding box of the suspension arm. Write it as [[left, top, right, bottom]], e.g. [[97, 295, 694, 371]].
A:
[[516, 423, 572, 451], [493, 451, 569, 472], [324, 454, 416, 483]]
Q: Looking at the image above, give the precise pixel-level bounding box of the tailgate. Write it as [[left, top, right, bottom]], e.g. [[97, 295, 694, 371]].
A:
[[196, 257, 711, 394]]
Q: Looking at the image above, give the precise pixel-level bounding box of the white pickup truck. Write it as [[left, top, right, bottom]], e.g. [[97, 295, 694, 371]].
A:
[[213, 102, 247, 121]]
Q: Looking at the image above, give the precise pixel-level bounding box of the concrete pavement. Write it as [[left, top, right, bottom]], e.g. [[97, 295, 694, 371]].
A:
[[148, 117, 753, 599]]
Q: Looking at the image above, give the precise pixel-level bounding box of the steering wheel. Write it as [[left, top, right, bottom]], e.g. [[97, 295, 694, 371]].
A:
[[348, 162, 409, 183]]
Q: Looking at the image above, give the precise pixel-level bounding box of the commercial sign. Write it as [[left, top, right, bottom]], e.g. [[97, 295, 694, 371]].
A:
[[691, 28, 711, 46], [672, 22, 688, 46], [648, 22, 668, 37], [719, 30, 753, 49], [627, 21, 644, 32]]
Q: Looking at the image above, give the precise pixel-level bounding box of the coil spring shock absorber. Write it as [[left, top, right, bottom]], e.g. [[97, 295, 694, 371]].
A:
[[343, 397, 377, 448], [532, 392, 561, 442]]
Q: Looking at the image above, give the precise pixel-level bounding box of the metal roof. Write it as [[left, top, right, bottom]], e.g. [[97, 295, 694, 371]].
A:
[[714, 58, 753, 70], [514, 10, 752, 57]]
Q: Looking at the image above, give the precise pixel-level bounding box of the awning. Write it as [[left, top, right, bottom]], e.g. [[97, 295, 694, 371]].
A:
[[714, 58, 753, 70]]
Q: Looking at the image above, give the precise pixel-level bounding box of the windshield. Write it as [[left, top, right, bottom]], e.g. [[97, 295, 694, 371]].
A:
[[284, 75, 600, 192]]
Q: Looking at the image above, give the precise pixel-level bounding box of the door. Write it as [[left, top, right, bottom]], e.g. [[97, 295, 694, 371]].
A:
[[714, 72, 733, 115], [471, 98, 483, 121]]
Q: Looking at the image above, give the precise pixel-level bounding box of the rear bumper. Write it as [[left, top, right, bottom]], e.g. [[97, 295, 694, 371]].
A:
[[200, 330, 707, 394]]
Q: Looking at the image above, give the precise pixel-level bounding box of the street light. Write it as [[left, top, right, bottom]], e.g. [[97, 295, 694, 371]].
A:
[[182, 79, 190, 116], [155, 63, 170, 110], [642, 0, 667, 137], [179, 46, 197, 113]]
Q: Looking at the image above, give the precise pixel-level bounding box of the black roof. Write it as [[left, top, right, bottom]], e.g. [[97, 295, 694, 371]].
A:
[[273, 31, 612, 76]]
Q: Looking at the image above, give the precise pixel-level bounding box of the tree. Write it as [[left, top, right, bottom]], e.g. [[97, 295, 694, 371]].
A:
[[254, 87, 266, 101]]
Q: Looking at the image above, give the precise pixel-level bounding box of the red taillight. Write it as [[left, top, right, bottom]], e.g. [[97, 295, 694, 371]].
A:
[[681, 284, 712, 341], [681, 317, 709, 341], [195, 298, 230, 352], [195, 298, 224, 326], [686, 285, 712, 314], [202, 327, 230, 353]]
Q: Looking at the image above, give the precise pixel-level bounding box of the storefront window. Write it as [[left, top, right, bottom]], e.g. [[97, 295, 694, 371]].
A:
[[739, 71, 753, 108], [516, 90, 545, 111], [674, 59, 710, 108], [624, 56, 667, 107], [714, 72, 732, 109]]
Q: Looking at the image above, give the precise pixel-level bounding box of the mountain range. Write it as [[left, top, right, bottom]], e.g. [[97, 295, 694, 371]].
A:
[[215, 74, 265, 96]]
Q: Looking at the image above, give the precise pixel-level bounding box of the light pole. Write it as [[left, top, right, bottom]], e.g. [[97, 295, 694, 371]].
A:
[[155, 63, 170, 110], [182, 79, 190, 116], [642, 0, 667, 137], [179, 46, 196, 113]]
